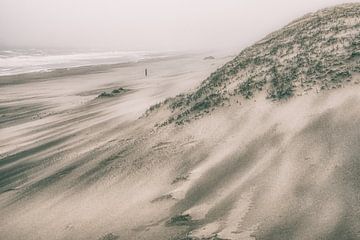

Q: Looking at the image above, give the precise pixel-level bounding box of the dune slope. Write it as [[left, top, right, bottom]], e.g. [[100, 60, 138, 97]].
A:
[[0, 3, 360, 240], [156, 3, 360, 126]]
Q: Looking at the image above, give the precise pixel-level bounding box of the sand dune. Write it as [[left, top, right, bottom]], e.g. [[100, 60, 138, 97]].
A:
[[2, 72, 360, 240], [1, 3, 360, 240]]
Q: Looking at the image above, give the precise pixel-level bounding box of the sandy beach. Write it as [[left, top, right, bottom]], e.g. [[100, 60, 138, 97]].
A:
[[0, 53, 232, 240], [2, 52, 360, 240], [1, 2, 359, 240], [0, 53, 230, 151]]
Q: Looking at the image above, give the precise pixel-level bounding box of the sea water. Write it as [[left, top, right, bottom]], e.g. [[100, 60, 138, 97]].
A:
[[0, 49, 169, 76]]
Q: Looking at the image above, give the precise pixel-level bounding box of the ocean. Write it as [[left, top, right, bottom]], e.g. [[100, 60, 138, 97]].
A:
[[0, 49, 170, 76]]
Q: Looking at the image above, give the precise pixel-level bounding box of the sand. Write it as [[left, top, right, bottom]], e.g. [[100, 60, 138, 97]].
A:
[[1, 54, 360, 240], [0, 53, 232, 240]]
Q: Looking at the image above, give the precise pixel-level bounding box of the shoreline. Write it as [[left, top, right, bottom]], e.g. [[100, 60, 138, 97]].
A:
[[0, 53, 195, 86]]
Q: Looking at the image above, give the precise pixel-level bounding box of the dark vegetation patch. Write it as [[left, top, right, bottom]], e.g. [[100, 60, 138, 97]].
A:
[[172, 175, 189, 184], [204, 56, 216, 60], [97, 233, 120, 240], [97, 87, 128, 98], [151, 194, 175, 203], [166, 214, 197, 227], [237, 77, 266, 99], [172, 235, 229, 240]]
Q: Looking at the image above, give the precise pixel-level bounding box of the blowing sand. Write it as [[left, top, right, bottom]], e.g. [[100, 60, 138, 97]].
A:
[[0, 53, 232, 240], [1, 55, 360, 240]]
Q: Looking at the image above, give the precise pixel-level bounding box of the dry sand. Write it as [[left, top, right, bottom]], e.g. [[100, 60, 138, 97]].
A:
[[0, 53, 231, 240], [1, 55, 359, 240]]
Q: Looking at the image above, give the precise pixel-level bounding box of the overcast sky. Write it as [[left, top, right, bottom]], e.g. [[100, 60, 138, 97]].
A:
[[0, 0, 358, 51]]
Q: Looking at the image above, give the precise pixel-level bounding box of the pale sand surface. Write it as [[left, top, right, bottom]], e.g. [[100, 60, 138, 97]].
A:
[[0, 53, 232, 240], [1, 55, 360, 240]]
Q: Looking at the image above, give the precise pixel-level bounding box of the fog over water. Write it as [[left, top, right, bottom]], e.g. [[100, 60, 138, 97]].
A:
[[0, 0, 357, 52]]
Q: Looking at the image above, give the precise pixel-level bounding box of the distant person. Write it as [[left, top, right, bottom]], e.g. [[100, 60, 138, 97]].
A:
[[145, 68, 148, 77]]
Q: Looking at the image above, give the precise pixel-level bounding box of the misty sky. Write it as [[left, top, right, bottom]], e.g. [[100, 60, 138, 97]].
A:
[[0, 0, 358, 51]]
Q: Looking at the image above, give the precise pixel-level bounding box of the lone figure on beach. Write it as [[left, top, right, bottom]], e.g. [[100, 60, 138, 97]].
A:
[[145, 68, 148, 77]]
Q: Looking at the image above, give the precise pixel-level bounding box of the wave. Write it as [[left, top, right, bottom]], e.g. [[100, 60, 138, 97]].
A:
[[0, 49, 171, 76]]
